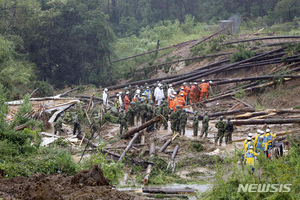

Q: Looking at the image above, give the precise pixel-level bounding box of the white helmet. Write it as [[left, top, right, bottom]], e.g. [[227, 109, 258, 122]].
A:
[[249, 145, 254, 149], [170, 95, 175, 99], [248, 133, 253, 137], [257, 129, 262, 134], [116, 94, 119, 97], [158, 83, 162, 87], [247, 137, 252, 141], [190, 82, 193, 85], [104, 88, 108, 92], [266, 129, 270, 133], [183, 82, 187, 85], [173, 91, 177, 95], [169, 84, 172, 87], [209, 81, 212, 84], [180, 93, 184, 96], [119, 91, 122, 94], [202, 79, 205, 82], [126, 91, 130, 94]]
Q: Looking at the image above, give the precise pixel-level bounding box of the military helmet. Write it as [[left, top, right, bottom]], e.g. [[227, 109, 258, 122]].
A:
[[163, 103, 166, 106], [176, 105, 180, 108], [73, 112, 76, 115], [120, 109, 124, 112], [194, 111, 198, 114], [145, 83, 148, 85], [204, 111, 208, 115], [170, 108, 173, 111], [130, 102, 135, 105], [227, 116, 231, 120], [220, 116, 223, 119], [125, 87, 128, 90], [155, 104, 159, 107]]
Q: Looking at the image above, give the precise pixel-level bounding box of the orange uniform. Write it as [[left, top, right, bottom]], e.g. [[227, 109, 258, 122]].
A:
[[178, 91, 188, 99], [172, 97, 179, 112], [190, 85, 197, 103], [124, 95, 130, 111], [169, 99, 174, 109], [199, 83, 210, 100], [177, 96, 186, 109]]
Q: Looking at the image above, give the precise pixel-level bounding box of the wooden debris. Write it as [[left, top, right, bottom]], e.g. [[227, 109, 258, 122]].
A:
[[167, 145, 179, 173], [124, 115, 163, 139], [143, 143, 156, 184], [142, 187, 195, 194], [118, 132, 142, 163], [232, 118, 300, 125], [159, 139, 171, 153]]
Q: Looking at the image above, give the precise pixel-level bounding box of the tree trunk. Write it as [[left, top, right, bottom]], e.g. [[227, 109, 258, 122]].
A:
[[142, 187, 195, 194], [124, 115, 162, 139], [232, 118, 300, 125]]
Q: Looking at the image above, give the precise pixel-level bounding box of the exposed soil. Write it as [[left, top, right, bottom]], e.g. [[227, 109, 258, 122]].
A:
[[0, 165, 137, 200]]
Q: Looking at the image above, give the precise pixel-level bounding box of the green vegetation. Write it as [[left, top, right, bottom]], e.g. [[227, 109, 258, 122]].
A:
[[202, 136, 300, 199], [230, 46, 255, 63]]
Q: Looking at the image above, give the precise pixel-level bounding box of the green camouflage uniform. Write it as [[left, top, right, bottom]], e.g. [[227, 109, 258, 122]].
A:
[[215, 119, 225, 144], [91, 115, 101, 133], [146, 110, 155, 132], [54, 116, 64, 135], [170, 111, 177, 133], [154, 106, 161, 129], [225, 120, 234, 143], [193, 114, 199, 136], [200, 115, 209, 138], [72, 114, 81, 135], [162, 105, 169, 129], [175, 109, 182, 131], [135, 100, 141, 123], [126, 105, 135, 126], [118, 112, 128, 135], [179, 112, 188, 135], [139, 101, 148, 124]]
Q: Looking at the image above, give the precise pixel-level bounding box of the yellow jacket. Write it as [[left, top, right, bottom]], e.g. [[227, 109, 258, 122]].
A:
[[244, 150, 258, 166]]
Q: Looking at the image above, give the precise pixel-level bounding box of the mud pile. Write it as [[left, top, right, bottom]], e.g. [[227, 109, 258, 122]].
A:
[[0, 165, 132, 200]]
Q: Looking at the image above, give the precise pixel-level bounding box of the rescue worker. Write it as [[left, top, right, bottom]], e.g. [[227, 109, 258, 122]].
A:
[[91, 112, 101, 133], [103, 88, 109, 107], [167, 84, 174, 96], [154, 83, 165, 105], [255, 136, 263, 153], [215, 116, 225, 145], [175, 106, 181, 132], [262, 131, 269, 157], [135, 86, 141, 98], [199, 80, 209, 100], [244, 136, 254, 152], [126, 102, 135, 126], [146, 109, 155, 132], [266, 128, 276, 149], [189, 82, 197, 104], [169, 95, 175, 109], [193, 111, 199, 136], [154, 104, 161, 130], [243, 133, 254, 148], [119, 91, 123, 108], [254, 129, 264, 147], [178, 86, 188, 100], [200, 111, 209, 138], [172, 92, 179, 112], [170, 108, 177, 134], [162, 103, 169, 130], [124, 91, 130, 111], [143, 86, 152, 103], [224, 116, 234, 144], [118, 109, 128, 136], [179, 109, 188, 135], [244, 145, 259, 173], [72, 112, 81, 135], [162, 80, 168, 97], [54, 113, 64, 135], [177, 93, 186, 110], [114, 94, 120, 109], [134, 98, 141, 125], [139, 99, 147, 124]]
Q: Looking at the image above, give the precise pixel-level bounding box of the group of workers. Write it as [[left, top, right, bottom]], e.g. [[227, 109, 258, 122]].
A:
[[242, 128, 276, 172], [54, 112, 82, 135]]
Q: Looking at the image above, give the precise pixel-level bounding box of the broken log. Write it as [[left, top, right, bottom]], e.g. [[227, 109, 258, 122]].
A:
[[213, 75, 300, 86], [222, 35, 300, 46], [105, 143, 147, 149], [142, 187, 195, 194], [231, 96, 253, 109], [227, 102, 242, 112], [75, 95, 114, 104], [232, 129, 300, 142], [193, 108, 255, 120], [159, 139, 172, 153], [118, 132, 142, 163], [143, 143, 156, 184], [60, 87, 79, 97], [29, 88, 39, 97], [232, 118, 300, 125], [14, 123, 27, 131], [86, 93, 94, 113], [124, 115, 163, 139], [167, 145, 179, 173]]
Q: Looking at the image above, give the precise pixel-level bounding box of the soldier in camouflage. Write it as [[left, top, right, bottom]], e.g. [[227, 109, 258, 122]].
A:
[[162, 103, 169, 130], [200, 111, 209, 138], [179, 109, 188, 135], [215, 116, 225, 145], [118, 109, 128, 136], [225, 116, 234, 144], [72, 112, 81, 135], [154, 104, 161, 130], [193, 111, 199, 136], [169, 108, 177, 134], [54, 113, 64, 135], [126, 102, 135, 126]]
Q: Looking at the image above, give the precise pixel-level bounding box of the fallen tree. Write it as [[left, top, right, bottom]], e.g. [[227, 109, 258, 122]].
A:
[[143, 143, 156, 184], [232, 118, 300, 125], [124, 115, 163, 139]]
